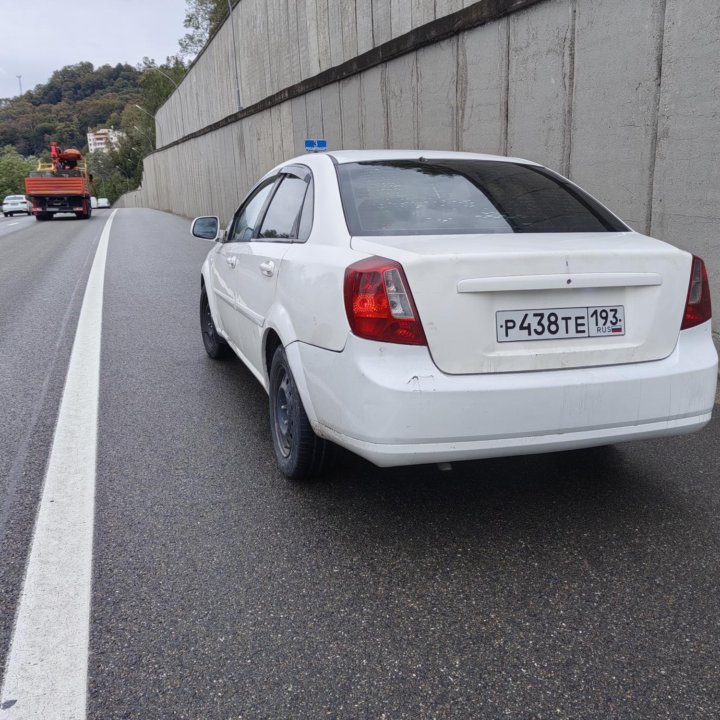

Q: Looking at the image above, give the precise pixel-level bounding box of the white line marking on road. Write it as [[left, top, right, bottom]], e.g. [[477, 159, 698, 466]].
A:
[[0, 209, 117, 719], [8, 223, 18, 227]]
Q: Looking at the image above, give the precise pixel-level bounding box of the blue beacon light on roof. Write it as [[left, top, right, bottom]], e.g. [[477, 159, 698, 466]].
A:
[[304, 139, 328, 152]]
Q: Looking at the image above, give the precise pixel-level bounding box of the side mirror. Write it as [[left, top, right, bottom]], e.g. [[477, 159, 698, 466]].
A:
[[191, 216, 220, 241]]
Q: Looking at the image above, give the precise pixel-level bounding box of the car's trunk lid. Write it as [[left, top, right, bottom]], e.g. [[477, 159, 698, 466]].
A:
[[351, 232, 692, 374]]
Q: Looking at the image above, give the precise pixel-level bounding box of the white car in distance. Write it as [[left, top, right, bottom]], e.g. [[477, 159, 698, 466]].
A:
[[3, 195, 31, 216], [192, 150, 717, 479]]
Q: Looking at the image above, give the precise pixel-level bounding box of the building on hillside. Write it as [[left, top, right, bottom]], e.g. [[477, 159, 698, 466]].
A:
[[87, 127, 123, 154]]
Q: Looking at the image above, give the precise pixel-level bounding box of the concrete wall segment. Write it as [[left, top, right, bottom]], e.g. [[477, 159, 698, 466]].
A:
[[340, 0, 360, 61], [569, 0, 667, 231], [339, 75, 363, 147], [411, 0, 436, 27], [372, 0, 392, 46], [290, 95, 310, 158], [320, 84, 344, 150], [651, 0, 720, 287], [507, 0, 573, 172], [417, 37, 458, 150], [305, 89, 325, 145], [385, 52, 419, 148], [457, 19, 507, 155], [355, 0, 375, 54], [359, 65, 386, 147], [303, 0, 323, 77], [328, 0, 346, 66], [437, 0, 465, 15], [316, 0, 333, 72], [392, 0, 413, 36], [266, 0, 281, 93]]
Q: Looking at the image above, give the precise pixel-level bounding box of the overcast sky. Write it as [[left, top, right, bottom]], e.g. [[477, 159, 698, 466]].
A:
[[0, 0, 188, 99]]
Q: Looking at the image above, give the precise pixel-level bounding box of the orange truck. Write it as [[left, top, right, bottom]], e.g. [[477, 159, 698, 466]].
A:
[[25, 142, 93, 221]]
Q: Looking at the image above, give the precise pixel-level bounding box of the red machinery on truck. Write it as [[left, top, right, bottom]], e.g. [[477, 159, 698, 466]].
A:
[[25, 142, 93, 221]]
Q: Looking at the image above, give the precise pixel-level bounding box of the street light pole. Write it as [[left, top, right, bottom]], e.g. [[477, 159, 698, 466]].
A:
[[227, 0, 243, 112], [16, 75, 22, 95], [134, 104, 154, 120], [151, 67, 179, 89]]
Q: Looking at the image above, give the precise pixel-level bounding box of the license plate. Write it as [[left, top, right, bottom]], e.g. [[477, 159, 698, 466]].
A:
[[496, 306, 625, 342]]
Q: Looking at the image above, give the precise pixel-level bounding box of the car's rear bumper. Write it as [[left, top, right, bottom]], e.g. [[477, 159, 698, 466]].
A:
[[293, 321, 718, 467]]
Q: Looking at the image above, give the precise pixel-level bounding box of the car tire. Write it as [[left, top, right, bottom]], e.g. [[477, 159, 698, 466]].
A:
[[3, 213, 8, 217], [269, 345, 330, 480], [200, 286, 230, 359], [35, 213, 50, 221]]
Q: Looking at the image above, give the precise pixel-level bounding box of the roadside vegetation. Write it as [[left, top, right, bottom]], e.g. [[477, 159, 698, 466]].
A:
[[0, 146, 37, 197]]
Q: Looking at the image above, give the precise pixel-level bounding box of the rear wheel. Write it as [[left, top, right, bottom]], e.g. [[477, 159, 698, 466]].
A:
[[200, 286, 230, 359], [35, 213, 50, 221], [269, 345, 329, 480]]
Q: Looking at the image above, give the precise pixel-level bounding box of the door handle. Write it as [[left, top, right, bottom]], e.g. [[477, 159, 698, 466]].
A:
[[259, 260, 275, 277], [225, 255, 237, 268]]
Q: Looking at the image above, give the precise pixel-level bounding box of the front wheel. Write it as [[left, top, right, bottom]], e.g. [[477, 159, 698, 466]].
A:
[[269, 345, 330, 480], [200, 286, 230, 359]]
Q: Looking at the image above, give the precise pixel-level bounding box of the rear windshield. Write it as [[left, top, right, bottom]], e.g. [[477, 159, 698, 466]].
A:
[[5, 195, 25, 201], [336, 160, 628, 236]]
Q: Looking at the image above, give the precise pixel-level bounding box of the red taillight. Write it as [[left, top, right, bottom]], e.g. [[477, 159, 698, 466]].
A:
[[344, 256, 427, 345], [681, 255, 712, 330]]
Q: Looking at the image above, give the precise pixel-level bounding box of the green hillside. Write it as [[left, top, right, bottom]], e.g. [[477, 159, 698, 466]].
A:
[[0, 62, 143, 156]]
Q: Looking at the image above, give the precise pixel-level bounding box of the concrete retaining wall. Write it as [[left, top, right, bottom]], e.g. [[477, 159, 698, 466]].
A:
[[118, 0, 720, 322], [155, 0, 471, 147]]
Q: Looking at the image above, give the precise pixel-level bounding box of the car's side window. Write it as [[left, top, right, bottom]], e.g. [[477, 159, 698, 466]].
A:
[[227, 178, 276, 243], [257, 174, 310, 241]]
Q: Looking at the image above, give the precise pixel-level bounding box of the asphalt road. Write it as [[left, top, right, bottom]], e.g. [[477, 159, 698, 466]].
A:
[[0, 214, 34, 240], [1, 209, 719, 719]]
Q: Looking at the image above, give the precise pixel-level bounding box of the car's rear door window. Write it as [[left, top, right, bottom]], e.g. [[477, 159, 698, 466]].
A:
[[257, 173, 310, 240], [227, 178, 276, 243], [336, 160, 628, 236]]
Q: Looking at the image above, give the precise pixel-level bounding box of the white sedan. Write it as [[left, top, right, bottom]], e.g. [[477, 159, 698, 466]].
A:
[[192, 150, 717, 479], [3, 195, 31, 216]]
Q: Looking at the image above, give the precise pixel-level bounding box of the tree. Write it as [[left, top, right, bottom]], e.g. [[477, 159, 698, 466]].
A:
[[0, 145, 36, 197], [105, 103, 156, 191], [179, 0, 230, 58], [87, 150, 129, 205]]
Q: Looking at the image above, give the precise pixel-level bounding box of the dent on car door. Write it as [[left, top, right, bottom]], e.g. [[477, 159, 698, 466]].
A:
[[212, 177, 276, 356], [237, 168, 313, 374]]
